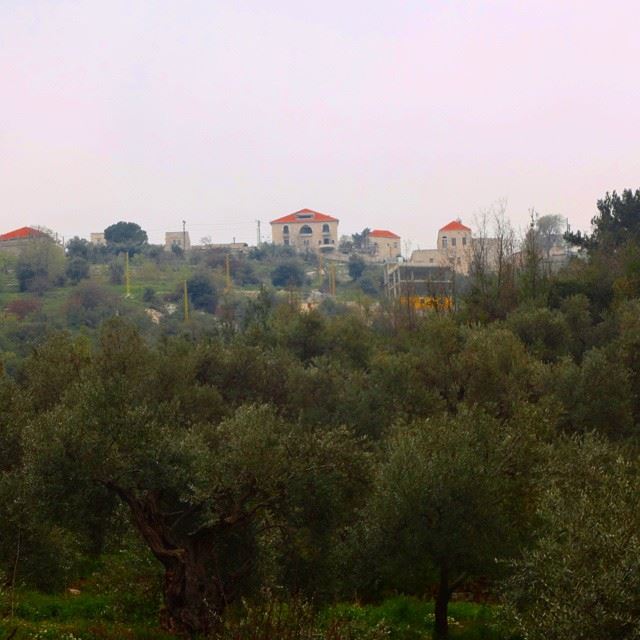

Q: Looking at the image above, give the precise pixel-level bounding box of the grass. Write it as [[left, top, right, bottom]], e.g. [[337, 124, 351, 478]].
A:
[[0, 592, 174, 640], [324, 596, 514, 640], [1, 590, 514, 640]]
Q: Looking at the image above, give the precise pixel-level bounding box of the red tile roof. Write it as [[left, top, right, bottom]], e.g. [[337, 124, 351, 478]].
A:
[[370, 229, 400, 239], [271, 208, 339, 224], [440, 220, 471, 232], [0, 226, 48, 242]]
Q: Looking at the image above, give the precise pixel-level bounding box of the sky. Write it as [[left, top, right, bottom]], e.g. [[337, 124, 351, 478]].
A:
[[1, 0, 639, 249]]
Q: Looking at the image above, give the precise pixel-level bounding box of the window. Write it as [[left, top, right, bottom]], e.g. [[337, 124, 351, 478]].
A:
[[284, 238, 289, 245], [429, 258, 434, 263], [283, 225, 289, 234], [324, 238, 331, 244], [462, 236, 467, 246], [451, 238, 457, 247], [299, 225, 313, 235], [442, 237, 448, 249], [457, 257, 461, 265], [322, 223, 330, 233]]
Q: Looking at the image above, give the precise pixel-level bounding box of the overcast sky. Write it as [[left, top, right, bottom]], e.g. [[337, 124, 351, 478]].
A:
[[1, 0, 639, 248]]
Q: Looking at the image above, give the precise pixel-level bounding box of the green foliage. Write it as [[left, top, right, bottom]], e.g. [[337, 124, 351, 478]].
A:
[[4, 189, 640, 638], [506, 306, 570, 363], [64, 281, 119, 328], [103, 222, 148, 251], [65, 257, 90, 284], [348, 255, 366, 281], [65, 237, 92, 260], [359, 276, 379, 296], [572, 188, 640, 251], [359, 406, 545, 637], [271, 261, 307, 288], [16, 239, 66, 293], [186, 272, 218, 313], [506, 435, 640, 640], [107, 258, 124, 284], [15, 323, 370, 633]]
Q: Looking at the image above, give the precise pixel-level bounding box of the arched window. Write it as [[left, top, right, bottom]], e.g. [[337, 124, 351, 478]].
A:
[[299, 225, 313, 235], [283, 225, 289, 234], [322, 223, 330, 233]]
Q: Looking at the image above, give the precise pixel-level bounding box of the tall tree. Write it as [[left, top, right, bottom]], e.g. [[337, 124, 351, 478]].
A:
[[566, 189, 640, 251], [362, 406, 544, 639], [104, 221, 148, 251]]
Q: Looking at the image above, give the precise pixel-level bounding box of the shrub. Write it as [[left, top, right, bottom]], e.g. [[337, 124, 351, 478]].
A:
[[5, 298, 42, 320], [186, 273, 218, 313], [66, 257, 90, 284], [272, 261, 306, 288]]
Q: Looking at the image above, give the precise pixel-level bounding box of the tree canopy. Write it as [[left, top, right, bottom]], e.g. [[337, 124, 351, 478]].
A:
[[104, 221, 148, 249]]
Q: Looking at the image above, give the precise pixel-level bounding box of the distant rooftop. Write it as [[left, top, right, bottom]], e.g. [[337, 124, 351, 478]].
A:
[[439, 220, 471, 232], [271, 208, 339, 224], [370, 229, 400, 239], [0, 226, 48, 242]]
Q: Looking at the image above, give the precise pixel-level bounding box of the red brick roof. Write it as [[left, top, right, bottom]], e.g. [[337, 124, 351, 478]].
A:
[[271, 208, 339, 224], [440, 220, 471, 232], [0, 226, 48, 242], [370, 229, 400, 239]]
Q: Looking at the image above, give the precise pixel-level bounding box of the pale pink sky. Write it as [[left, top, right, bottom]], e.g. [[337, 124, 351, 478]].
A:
[[1, 0, 639, 248]]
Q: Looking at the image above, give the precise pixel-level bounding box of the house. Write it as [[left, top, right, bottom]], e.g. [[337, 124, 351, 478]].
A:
[[410, 219, 475, 274], [0, 226, 51, 254], [165, 231, 191, 252], [368, 229, 401, 261], [90, 232, 106, 246], [271, 209, 339, 252]]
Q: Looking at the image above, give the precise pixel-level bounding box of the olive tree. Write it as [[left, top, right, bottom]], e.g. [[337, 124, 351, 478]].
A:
[[506, 435, 640, 640], [22, 321, 369, 636], [15, 237, 66, 293], [362, 406, 545, 639]]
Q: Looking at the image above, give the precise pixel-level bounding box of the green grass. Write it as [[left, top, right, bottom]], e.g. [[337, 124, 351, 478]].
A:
[[1, 590, 514, 640], [324, 596, 515, 640], [0, 591, 174, 640]]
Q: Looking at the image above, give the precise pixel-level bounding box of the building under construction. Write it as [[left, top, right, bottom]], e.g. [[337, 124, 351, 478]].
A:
[[384, 262, 455, 312]]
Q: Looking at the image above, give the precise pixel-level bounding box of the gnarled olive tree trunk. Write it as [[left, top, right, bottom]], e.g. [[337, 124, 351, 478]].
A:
[[105, 482, 245, 636]]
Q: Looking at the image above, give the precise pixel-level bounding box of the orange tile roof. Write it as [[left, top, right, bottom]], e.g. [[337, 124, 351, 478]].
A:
[[271, 208, 339, 224], [440, 220, 471, 232], [370, 229, 400, 239], [0, 226, 48, 241]]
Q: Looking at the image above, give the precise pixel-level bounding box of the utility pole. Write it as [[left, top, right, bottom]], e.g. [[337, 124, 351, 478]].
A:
[[182, 220, 187, 253], [183, 280, 190, 321], [125, 251, 131, 298], [256, 220, 261, 246], [330, 263, 337, 296], [225, 253, 232, 291]]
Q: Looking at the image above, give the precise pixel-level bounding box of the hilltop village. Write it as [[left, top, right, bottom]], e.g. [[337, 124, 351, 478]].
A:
[[0, 207, 576, 320]]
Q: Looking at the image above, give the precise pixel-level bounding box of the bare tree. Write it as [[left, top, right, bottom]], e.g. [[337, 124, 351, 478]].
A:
[[521, 209, 544, 299], [536, 214, 565, 261], [471, 208, 492, 297], [492, 201, 517, 306]]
